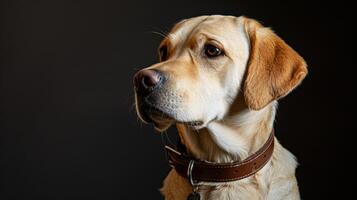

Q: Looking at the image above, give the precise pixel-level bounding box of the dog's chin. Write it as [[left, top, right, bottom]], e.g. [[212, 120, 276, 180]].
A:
[[150, 116, 205, 132], [151, 117, 175, 132], [135, 99, 207, 131], [136, 106, 174, 132], [137, 107, 205, 132]]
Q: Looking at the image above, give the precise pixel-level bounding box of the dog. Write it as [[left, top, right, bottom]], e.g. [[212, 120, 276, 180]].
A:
[[134, 15, 307, 200]]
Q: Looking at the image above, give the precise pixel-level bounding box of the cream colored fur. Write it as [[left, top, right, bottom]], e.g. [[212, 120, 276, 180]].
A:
[[161, 101, 300, 200], [135, 15, 307, 200]]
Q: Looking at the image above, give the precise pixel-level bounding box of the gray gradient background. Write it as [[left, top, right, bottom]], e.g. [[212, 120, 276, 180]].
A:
[[0, 0, 352, 199]]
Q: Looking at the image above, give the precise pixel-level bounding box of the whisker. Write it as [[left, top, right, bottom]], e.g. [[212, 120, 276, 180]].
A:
[[149, 30, 167, 38], [146, 26, 170, 39], [164, 131, 175, 147]]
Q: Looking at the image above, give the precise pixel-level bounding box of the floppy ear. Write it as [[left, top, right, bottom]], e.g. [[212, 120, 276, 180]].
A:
[[243, 18, 308, 110]]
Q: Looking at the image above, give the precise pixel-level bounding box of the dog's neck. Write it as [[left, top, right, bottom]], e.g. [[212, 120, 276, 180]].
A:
[[177, 100, 277, 163]]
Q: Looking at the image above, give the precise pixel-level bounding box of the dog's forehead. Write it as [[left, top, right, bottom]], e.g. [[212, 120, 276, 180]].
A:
[[168, 15, 242, 45]]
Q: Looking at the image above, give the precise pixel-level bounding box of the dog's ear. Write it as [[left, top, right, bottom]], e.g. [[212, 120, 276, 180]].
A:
[[243, 18, 308, 110]]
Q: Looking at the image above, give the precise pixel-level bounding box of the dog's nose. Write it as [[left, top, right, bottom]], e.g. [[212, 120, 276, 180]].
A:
[[134, 69, 165, 94]]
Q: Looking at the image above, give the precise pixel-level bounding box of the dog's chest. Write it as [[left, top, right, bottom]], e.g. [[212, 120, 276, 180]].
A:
[[161, 169, 266, 200], [198, 183, 265, 200]]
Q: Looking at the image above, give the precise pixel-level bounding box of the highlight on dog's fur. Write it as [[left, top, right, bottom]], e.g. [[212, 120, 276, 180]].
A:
[[134, 15, 307, 200]]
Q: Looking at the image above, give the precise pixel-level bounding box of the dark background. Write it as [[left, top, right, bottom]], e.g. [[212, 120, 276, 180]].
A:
[[0, 0, 353, 199]]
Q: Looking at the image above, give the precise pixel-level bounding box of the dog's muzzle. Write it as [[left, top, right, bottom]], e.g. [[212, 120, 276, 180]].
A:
[[133, 69, 170, 123]]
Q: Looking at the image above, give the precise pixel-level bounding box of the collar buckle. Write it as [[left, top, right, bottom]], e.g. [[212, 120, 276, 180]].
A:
[[187, 160, 199, 186]]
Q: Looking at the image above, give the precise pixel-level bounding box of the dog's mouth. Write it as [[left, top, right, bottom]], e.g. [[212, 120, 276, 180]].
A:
[[138, 103, 170, 122], [184, 121, 204, 127], [136, 100, 174, 131], [136, 99, 204, 131]]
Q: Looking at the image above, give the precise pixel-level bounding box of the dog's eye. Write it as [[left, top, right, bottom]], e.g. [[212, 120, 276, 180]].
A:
[[204, 44, 223, 57], [159, 45, 168, 61]]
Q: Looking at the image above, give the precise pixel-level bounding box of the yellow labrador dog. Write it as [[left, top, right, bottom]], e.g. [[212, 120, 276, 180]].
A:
[[134, 15, 307, 200]]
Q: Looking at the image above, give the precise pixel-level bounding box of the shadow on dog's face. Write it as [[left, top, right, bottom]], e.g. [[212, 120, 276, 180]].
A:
[[134, 15, 307, 132]]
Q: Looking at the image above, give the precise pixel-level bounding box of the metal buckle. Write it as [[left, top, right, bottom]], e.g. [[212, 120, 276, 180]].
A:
[[187, 160, 201, 199], [187, 160, 198, 186], [165, 145, 199, 186], [166, 145, 201, 198]]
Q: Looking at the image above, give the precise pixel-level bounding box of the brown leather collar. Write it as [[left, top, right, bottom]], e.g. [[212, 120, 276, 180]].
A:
[[165, 129, 274, 183]]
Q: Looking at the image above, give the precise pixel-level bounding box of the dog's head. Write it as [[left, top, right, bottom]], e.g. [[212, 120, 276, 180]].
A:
[[134, 15, 307, 131]]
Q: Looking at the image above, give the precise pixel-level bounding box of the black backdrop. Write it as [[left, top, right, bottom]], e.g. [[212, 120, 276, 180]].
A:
[[0, 0, 353, 199]]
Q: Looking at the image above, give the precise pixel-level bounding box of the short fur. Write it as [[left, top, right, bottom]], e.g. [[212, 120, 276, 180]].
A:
[[134, 15, 307, 200]]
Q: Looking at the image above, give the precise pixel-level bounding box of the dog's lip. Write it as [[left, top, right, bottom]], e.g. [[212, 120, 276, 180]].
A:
[[148, 105, 172, 119], [137, 98, 204, 127], [140, 104, 203, 127], [139, 103, 173, 123], [182, 121, 203, 127], [147, 106, 203, 127]]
